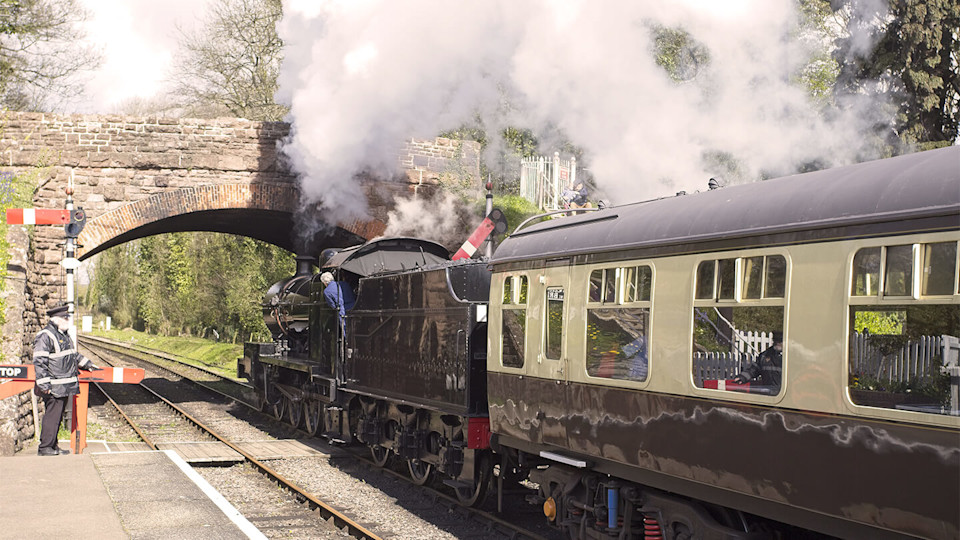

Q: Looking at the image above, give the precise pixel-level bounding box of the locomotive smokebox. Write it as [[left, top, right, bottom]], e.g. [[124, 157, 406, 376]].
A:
[[263, 255, 316, 343]]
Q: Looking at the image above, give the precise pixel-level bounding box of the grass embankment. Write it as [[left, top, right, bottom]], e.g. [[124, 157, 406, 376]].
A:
[[88, 328, 243, 378]]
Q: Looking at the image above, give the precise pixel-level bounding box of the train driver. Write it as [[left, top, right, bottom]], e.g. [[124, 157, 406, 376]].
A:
[[733, 331, 783, 390], [319, 272, 356, 328]]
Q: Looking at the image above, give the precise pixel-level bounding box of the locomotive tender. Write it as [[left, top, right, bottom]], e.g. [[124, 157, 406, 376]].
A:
[[241, 146, 959, 539]]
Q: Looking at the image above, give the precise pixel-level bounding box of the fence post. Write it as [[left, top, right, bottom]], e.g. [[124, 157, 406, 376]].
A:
[[570, 156, 577, 190], [552, 152, 560, 209], [537, 156, 545, 209]]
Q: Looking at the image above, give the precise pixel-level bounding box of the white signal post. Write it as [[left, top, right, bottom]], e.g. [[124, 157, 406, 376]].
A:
[[65, 169, 77, 343]]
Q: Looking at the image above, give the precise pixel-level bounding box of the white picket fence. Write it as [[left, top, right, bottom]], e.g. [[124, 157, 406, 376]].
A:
[[519, 152, 577, 211], [693, 330, 777, 384], [850, 332, 943, 382]]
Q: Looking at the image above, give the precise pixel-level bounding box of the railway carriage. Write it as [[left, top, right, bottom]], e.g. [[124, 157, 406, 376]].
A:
[[487, 145, 960, 538]]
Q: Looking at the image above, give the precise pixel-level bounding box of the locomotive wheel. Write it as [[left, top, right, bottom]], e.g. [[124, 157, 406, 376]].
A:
[[370, 445, 391, 467], [408, 459, 434, 486], [303, 400, 324, 436], [270, 397, 287, 422], [287, 397, 303, 428], [455, 454, 492, 507]]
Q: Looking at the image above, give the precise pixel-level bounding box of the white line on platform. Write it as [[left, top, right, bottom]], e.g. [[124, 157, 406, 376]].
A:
[[163, 449, 267, 540]]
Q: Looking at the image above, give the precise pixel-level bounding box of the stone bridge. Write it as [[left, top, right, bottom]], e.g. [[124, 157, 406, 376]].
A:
[[0, 112, 479, 452], [2, 112, 479, 321]]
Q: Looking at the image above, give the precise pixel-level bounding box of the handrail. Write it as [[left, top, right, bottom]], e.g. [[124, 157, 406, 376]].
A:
[[510, 207, 602, 236]]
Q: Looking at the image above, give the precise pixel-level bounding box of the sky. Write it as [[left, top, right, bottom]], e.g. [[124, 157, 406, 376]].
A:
[[69, 0, 211, 113]]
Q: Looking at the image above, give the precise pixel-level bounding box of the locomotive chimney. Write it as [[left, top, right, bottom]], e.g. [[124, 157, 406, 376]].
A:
[[294, 255, 315, 277]]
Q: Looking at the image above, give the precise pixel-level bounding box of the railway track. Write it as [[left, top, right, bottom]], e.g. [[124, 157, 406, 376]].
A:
[[80, 337, 556, 540]]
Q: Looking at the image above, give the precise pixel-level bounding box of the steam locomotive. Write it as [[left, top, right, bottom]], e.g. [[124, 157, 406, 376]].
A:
[[240, 146, 960, 539]]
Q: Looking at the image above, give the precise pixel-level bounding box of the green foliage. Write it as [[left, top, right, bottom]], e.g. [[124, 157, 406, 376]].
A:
[[0, 0, 101, 110], [0, 145, 51, 361], [90, 327, 242, 377], [89, 232, 295, 342], [853, 310, 905, 334], [172, 0, 287, 120], [484, 194, 540, 237], [834, 0, 960, 149], [651, 25, 710, 83], [502, 127, 538, 158]]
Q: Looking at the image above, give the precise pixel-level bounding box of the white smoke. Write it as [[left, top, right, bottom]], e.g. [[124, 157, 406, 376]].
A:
[[277, 0, 889, 224], [382, 192, 470, 249]]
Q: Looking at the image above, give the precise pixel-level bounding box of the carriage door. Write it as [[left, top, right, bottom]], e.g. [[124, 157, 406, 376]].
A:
[[535, 263, 571, 447]]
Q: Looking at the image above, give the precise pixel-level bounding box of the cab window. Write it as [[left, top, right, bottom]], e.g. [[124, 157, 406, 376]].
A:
[[586, 265, 652, 382], [692, 255, 787, 396]]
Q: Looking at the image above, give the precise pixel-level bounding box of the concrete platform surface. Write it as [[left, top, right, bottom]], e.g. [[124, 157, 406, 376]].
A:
[[0, 445, 264, 539]]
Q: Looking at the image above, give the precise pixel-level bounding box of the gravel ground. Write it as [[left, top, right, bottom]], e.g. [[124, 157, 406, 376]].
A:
[[195, 463, 349, 539]]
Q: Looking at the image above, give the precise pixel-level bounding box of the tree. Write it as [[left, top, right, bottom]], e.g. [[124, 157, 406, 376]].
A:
[[0, 0, 101, 111], [834, 0, 960, 150], [171, 0, 287, 121]]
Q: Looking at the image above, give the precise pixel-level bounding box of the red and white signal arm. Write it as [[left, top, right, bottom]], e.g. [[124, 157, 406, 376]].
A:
[[5, 208, 70, 224]]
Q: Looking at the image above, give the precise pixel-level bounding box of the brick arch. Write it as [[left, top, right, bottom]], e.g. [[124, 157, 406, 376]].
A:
[[76, 183, 386, 260]]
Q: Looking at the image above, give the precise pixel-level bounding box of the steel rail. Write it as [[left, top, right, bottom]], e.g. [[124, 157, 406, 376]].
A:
[[80, 336, 258, 408], [79, 334, 249, 387], [81, 344, 383, 540]]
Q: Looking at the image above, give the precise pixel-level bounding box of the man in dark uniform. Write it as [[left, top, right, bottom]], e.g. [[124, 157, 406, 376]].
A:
[[734, 331, 783, 391], [33, 304, 98, 456]]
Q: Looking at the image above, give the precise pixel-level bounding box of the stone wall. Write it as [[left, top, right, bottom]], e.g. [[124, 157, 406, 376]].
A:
[[0, 225, 35, 455]]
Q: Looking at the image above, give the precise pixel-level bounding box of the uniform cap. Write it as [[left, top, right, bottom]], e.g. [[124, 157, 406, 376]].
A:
[[46, 304, 70, 318]]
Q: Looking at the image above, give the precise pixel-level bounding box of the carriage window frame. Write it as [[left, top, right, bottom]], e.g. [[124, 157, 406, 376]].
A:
[[851, 242, 960, 299], [692, 253, 789, 397], [846, 241, 960, 418], [585, 264, 653, 382], [695, 255, 786, 302], [500, 275, 529, 369]]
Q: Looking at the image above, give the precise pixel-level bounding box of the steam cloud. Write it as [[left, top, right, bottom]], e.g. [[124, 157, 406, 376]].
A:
[[277, 0, 888, 232]]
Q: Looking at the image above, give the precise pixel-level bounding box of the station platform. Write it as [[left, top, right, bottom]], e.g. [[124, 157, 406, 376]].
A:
[[0, 441, 264, 539]]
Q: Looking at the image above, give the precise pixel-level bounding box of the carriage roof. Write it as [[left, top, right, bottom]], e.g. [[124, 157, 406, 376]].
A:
[[493, 146, 960, 265]]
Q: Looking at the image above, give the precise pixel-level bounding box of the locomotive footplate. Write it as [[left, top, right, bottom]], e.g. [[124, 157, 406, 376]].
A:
[[257, 353, 313, 373]]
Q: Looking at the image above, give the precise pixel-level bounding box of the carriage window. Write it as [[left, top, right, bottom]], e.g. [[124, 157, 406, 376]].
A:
[[693, 307, 784, 395], [589, 270, 603, 302], [696, 261, 715, 300], [848, 241, 959, 416], [502, 310, 526, 368], [764, 256, 787, 298], [693, 254, 788, 396], [742, 257, 763, 299], [503, 275, 528, 305], [717, 259, 736, 300], [851, 247, 881, 296], [586, 265, 653, 382], [853, 243, 957, 298], [922, 242, 957, 296], [545, 287, 564, 360], [501, 275, 528, 368], [849, 305, 959, 416], [884, 244, 914, 297]]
